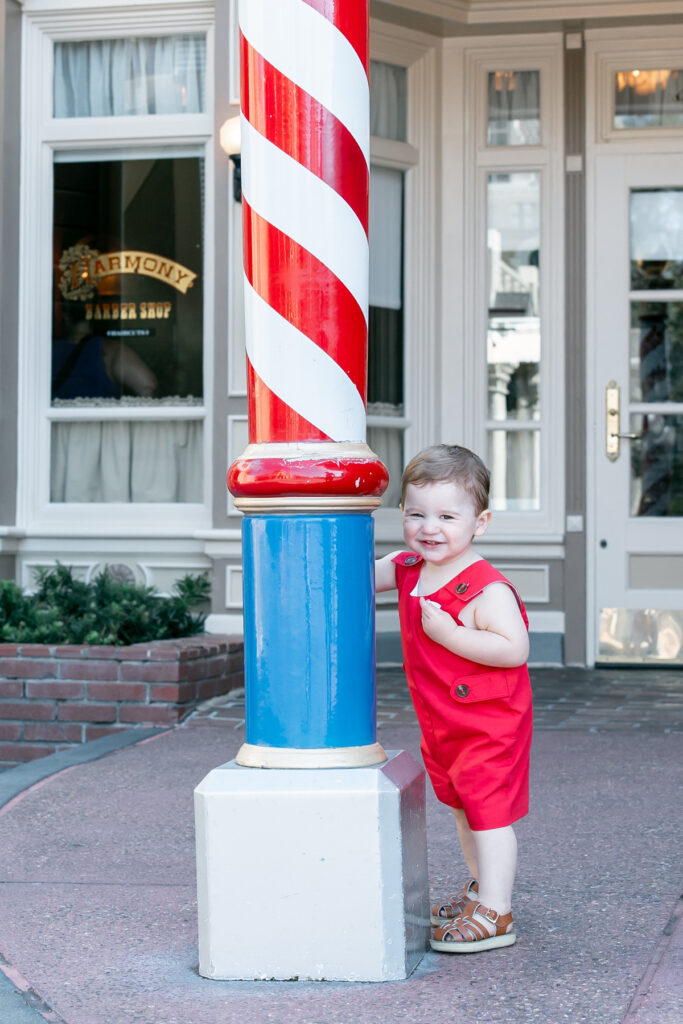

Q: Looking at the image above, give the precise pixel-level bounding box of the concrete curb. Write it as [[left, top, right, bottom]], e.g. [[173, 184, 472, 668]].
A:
[[0, 728, 168, 811], [0, 727, 169, 1024]]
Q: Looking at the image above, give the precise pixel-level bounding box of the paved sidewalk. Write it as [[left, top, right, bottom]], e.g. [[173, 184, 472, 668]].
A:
[[0, 668, 681, 1024]]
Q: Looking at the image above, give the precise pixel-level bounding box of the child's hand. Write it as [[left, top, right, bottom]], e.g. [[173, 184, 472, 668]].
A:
[[420, 597, 458, 648]]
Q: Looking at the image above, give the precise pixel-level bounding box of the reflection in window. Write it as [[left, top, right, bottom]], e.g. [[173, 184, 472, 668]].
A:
[[630, 189, 683, 290], [487, 71, 540, 146], [614, 69, 683, 130], [368, 166, 404, 506], [51, 156, 203, 502], [487, 173, 540, 419], [370, 61, 407, 142], [629, 303, 683, 404], [485, 172, 541, 511], [629, 414, 683, 517], [54, 36, 206, 117], [488, 430, 540, 512]]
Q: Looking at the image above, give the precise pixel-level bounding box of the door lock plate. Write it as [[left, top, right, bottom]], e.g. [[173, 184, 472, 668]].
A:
[[606, 381, 620, 461]]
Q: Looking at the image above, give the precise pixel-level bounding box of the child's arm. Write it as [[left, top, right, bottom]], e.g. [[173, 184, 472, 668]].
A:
[[375, 551, 402, 593], [419, 583, 529, 667]]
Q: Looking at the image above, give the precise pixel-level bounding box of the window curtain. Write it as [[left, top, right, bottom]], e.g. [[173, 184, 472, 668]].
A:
[[370, 61, 407, 142], [54, 36, 206, 117], [615, 69, 683, 128], [51, 421, 203, 502], [369, 166, 403, 311]]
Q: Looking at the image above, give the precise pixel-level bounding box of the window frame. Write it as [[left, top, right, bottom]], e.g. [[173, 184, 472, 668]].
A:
[[369, 21, 440, 538], [590, 34, 683, 144], [17, 2, 215, 532], [442, 34, 565, 540]]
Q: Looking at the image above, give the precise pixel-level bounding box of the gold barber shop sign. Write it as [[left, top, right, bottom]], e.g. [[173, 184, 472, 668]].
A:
[[58, 244, 198, 301]]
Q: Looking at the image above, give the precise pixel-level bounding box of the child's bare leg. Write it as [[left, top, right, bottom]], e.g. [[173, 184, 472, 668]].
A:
[[452, 808, 478, 879], [471, 825, 517, 915]]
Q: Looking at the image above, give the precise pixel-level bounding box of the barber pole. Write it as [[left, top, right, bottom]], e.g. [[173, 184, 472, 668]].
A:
[[229, 0, 389, 766], [195, 1, 428, 980]]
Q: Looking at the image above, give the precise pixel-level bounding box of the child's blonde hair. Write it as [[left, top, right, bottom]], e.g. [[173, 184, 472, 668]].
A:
[[401, 444, 490, 515]]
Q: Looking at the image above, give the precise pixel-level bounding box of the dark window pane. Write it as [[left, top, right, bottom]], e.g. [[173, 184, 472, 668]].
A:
[[629, 414, 683, 517], [630, 302, 683, 403], [368, 307, 403, 408], [52, 157, 203, 403]]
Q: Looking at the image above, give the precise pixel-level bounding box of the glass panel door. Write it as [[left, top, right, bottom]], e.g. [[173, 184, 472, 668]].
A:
[[628, 189, 683, 519], [593, 158, 683, 663]]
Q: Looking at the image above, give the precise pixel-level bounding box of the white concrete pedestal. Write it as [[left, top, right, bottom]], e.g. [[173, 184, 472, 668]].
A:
[[194, 750, 429, 981]]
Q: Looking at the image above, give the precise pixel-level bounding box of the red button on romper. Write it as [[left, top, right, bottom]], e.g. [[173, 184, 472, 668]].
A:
[[393, 553, 533, 831]]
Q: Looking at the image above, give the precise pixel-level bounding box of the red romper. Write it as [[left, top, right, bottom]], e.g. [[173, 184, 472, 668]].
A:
[[393, 552, 533, 830]]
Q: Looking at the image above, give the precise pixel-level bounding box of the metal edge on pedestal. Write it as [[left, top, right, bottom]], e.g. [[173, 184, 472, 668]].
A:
[[235, 741, 388, 769], [234, 496, 383, 513]]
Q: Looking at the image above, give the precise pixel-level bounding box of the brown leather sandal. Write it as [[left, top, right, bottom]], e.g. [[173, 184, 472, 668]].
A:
[[430, 878, 479, 926], [430, 900, 516, 953]]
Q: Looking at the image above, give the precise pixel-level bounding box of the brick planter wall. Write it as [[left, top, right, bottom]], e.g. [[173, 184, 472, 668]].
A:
[[0, 635, 244, 763]]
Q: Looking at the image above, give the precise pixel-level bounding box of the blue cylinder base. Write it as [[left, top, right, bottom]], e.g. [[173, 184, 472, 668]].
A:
[[242, 513, 377, 750]]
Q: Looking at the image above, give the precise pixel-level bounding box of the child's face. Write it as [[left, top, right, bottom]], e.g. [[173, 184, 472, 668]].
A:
[[401, 480, 490, 567]]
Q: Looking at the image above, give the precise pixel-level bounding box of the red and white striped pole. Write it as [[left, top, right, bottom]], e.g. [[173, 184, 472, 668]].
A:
[[195, 7, 428, 977], [228, 0, 388, 501]]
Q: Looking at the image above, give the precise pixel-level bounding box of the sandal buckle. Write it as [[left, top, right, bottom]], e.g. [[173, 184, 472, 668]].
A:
[[484, 907, 499, 923]]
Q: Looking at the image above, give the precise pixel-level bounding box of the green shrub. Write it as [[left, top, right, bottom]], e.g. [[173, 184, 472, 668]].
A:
[[0, 564, 210, 646]]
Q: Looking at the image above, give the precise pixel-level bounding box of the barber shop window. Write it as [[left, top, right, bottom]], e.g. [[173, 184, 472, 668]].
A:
[[51, 154, 204, 502]]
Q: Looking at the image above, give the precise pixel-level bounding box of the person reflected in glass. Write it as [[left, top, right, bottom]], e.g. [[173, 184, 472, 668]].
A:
[[52, 302, 158, 401]]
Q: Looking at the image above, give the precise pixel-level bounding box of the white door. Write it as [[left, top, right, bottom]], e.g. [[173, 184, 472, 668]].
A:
[[591, 153, 683, 664]]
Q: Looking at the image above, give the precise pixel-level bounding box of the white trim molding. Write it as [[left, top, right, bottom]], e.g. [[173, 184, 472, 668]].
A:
[[21, 0, 214, 17], [375, 1, 682, 26], [205, 612, 244, 634]]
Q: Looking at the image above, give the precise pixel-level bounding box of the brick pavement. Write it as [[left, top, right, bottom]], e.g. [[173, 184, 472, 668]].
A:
[[188, 665, 683, 733]]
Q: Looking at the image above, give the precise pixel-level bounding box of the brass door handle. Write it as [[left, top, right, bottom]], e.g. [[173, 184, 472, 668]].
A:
[[606, 381, 631, 460], [612, 432, 640, 440]]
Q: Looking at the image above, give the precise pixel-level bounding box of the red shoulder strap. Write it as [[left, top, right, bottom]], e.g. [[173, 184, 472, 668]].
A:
[[392, 551, 422, 568], [391, 551, 421, 595], [444, 560, 528, 628]]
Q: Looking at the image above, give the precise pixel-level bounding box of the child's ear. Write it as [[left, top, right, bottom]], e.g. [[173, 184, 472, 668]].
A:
[[473, 509, 491, 537]]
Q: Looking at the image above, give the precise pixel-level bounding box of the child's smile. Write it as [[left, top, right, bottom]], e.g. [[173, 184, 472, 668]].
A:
[[401, 480, 490, 571]]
